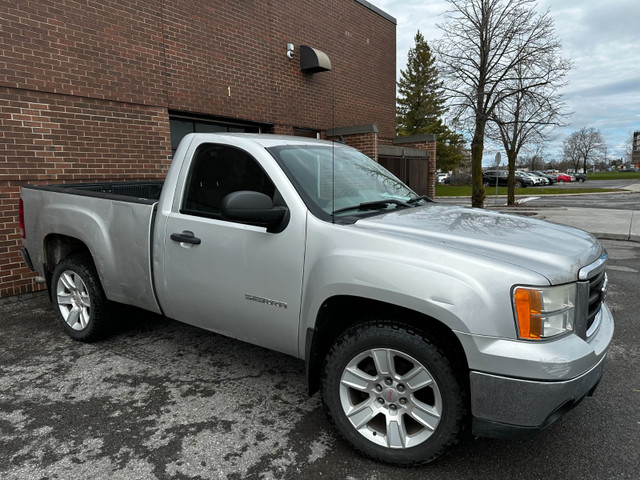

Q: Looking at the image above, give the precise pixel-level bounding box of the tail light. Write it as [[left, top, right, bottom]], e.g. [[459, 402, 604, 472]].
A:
[[19, 198, 25, 239]]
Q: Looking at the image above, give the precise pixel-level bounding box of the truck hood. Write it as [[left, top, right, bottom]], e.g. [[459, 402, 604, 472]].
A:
[[353, 204, 602, 284]]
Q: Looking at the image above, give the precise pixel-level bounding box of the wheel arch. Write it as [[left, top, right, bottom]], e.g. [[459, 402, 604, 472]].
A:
[[305, 295, 470, 398], [42, 234, 93, 295]]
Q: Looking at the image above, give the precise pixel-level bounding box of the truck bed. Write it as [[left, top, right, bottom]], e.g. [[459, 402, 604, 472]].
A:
[[21, 182, 163, 314]]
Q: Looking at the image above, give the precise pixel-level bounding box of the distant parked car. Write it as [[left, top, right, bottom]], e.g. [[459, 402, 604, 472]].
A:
[[483, 170, 531, 188], [533, 171, 557, 184], [556, 173, 572, 182], [574, 173, 587, 182], [519, 171, 546, 185], [436, 172, 449, 184], [514, 171, 535, 187], [482, 170, 509, 187], [526, 172, 550, 185]]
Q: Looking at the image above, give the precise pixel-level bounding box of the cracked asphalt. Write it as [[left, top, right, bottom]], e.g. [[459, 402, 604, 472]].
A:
[[1, 239, 639, 479]]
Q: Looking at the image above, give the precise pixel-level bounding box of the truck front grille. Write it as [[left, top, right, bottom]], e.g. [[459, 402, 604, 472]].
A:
[[586, 270, 607, 333]]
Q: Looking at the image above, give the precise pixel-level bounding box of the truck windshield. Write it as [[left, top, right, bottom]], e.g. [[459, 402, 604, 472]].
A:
[[267, 144, 421, 222]]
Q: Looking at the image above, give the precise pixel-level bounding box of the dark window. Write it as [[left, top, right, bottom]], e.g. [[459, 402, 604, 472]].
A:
[[182, 144, 276, 219], [170, 117, 261, 153]]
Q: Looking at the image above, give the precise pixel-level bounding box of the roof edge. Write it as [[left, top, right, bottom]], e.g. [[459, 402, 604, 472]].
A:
[[393, 134, 437, 144], [326, 123, 379, 136], [355, 0, 397, 24]]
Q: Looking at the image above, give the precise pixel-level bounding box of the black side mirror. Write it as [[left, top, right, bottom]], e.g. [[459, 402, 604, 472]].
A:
[[221, 191, 289, 233]]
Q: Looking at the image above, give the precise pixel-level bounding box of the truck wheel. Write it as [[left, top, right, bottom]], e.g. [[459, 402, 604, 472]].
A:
[[51, 254, 110, 342], [320, 322, 465, 466]]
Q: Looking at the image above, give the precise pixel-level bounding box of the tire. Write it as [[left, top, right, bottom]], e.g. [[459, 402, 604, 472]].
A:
[[578, 178, 585, 183], [515, 181, 523, 188], [320, 322, 465, 466], [51, 254, 111, 341]]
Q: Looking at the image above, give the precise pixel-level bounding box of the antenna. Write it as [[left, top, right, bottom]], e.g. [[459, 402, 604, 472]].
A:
[[331, 81, 335, 223]]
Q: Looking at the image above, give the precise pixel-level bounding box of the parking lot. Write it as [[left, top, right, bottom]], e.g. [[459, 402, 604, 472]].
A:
[[2, 194, 639, 479]]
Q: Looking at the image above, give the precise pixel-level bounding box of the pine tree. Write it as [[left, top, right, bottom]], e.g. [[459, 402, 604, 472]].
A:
[[396, 31, 464, 172]]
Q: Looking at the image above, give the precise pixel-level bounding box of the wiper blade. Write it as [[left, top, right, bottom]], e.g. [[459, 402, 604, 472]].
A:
[[332, 199, 411, 215], [407, 195, 434, 205]]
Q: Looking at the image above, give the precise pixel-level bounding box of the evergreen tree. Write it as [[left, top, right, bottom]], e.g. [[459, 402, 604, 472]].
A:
[[396, 31, 465, 172]]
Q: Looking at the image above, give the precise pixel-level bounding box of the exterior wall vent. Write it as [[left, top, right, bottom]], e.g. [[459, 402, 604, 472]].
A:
[[300, 45, 332, 73]]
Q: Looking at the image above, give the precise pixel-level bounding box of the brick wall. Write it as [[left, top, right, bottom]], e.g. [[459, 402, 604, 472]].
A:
[[0, 88, 171, 296], [162, 0, 396, 138], [338, 133, 378, 161], [0, 0, 396, 297]]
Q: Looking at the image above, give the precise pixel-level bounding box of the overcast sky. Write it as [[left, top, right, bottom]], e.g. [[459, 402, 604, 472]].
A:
[[373, 0, 640, 165]]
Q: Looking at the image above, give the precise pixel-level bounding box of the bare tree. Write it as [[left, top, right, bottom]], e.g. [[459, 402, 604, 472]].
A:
[[562, 127, 605, 173], [622, 131, 634, 163], [489, 58, 571, 205], [435, 0, 568, 207], [519, 143, 547, 171]]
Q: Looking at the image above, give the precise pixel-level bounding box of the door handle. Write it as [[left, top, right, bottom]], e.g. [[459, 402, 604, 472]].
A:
[[170, 231, 201, 245]]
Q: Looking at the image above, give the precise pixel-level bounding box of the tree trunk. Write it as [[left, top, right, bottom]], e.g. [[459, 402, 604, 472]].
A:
[[507, 152, 517, 205], [471, 119, 486, 208]]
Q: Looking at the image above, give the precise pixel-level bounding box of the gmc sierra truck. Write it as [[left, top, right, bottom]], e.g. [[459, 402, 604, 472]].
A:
[[19, 133, 613, 465]]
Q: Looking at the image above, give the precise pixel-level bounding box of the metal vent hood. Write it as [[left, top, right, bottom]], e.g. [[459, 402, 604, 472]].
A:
[[299, 45, 332, 73]]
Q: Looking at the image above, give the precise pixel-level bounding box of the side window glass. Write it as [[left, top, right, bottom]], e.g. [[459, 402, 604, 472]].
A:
[[182, 144, 276, 219]]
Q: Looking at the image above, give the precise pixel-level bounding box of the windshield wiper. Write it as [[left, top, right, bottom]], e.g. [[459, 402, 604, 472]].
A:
[[407, 195, 434, 205], [332, 199, 412, 215]]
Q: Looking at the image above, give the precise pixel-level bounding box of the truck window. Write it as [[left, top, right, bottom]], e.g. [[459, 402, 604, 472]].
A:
[[182, 144, 276, 218]]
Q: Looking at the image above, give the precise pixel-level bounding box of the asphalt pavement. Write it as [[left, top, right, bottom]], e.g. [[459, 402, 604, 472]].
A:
[[1, 188, 639, 479]]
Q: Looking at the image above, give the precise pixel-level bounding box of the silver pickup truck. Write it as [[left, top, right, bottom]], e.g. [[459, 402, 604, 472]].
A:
[[20, 133, 613, 465]]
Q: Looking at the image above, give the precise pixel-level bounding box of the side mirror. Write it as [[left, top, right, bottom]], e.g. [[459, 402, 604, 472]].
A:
[[221, 191, 289, 233]]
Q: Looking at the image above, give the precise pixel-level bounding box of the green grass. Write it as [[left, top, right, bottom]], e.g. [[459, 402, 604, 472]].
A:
[[435, 185, 622, 197], [588, 171, 640, 180]]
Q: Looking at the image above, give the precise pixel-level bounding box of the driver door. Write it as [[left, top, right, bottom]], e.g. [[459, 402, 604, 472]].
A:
[[158, 142, 305, 356]]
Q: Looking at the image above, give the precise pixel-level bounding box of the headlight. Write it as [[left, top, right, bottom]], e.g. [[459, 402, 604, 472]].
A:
[[513, 283, 576, 340]]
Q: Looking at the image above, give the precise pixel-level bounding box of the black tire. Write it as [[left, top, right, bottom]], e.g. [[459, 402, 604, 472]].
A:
[[51, 254, 111, 341], [515, 181, 523, 188], [320, 322, 465, 466], [578, 178, 585, 183]]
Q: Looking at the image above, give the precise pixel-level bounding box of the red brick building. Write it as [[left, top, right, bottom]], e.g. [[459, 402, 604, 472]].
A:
[[0, 0, 434, 297]]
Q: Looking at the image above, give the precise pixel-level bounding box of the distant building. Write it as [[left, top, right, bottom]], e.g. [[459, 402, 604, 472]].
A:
[[633, 132, 640, 166]]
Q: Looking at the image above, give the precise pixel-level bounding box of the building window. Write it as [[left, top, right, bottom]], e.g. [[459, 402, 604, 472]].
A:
[[293, 128, 320, 139], [170, 115, 262, 153]]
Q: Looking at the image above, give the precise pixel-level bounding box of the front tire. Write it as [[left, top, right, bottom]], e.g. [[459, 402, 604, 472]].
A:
[[321, 322, 465, 466], [51, 254, 111, 341]]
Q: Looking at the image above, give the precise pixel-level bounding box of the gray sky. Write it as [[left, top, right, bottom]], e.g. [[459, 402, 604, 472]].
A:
[[373, 0, 640, 164]]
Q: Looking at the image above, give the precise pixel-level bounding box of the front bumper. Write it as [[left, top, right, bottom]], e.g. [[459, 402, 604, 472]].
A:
[[462, 302, 614, 438], [471, 354, 606, 438]]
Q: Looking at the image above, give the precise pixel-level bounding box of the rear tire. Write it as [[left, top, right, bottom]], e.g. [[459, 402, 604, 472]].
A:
[[51, 254, 111, 341], [321, 321, 465, 466]]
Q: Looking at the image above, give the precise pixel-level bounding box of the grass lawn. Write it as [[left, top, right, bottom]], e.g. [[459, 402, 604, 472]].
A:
[[435, 185, 622, 196], [588, 171, 640, 180]]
